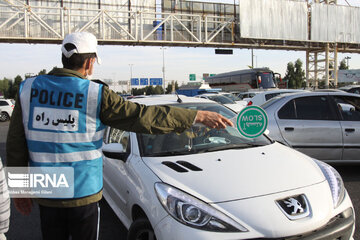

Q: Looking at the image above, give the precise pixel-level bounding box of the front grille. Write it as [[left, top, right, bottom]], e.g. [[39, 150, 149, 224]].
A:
[[254, 208, 354, 240]]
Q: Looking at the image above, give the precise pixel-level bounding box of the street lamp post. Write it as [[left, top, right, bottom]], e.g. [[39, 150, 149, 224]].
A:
[[251, 49, 254, 68], [161, 47, 166, 93]]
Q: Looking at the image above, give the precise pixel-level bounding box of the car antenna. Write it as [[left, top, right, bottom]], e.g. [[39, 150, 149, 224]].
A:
[[175, 91, 183, 103]]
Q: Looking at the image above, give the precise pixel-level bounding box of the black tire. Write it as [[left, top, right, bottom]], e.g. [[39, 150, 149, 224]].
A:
[[127, 218, 157, 240], [0, 112, 9, 122]]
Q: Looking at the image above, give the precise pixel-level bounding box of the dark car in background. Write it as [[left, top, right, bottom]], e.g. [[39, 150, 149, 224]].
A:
[[339, 85, 360, 94]]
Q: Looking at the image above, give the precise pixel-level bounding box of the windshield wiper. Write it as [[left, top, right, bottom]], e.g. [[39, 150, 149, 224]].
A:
[[197, 144, 258, 153]]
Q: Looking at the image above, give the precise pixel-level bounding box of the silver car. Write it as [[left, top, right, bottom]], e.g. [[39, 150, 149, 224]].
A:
[[262, 91, 360, 163]]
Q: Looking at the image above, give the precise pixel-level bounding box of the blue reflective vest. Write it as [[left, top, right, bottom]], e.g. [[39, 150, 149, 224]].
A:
[[19, 75, 105, 199]]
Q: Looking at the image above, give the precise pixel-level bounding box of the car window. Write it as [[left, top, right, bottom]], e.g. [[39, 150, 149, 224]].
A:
[[0, 101, 9, 106], [265, 92, 293, 101], [347, 88, 360, 94], [265, 93, 278, 101], [223, 94, 241, 101], [108, 128, 130, 153], [295, 96, 335, 120], [137, 103, 272, 157], [278, 100, 296, 119], [208, 95, 234, 104], [333, 96, 360, 121], [278, 96, 336, 120]]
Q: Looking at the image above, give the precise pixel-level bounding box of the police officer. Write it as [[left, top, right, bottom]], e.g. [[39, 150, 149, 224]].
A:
[[6, 32, 233, 240]]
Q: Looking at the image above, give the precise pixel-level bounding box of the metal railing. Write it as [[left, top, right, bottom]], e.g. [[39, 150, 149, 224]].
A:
[[1, 0, 360, 54], [0, 2, 236, 46]]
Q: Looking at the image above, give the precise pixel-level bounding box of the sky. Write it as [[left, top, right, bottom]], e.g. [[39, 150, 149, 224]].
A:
[[1, 0, 360, 87]]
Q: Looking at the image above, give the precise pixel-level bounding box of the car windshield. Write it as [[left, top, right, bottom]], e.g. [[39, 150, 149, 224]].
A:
[[137, 103, 272, 157], [207, 95, 235, 104]]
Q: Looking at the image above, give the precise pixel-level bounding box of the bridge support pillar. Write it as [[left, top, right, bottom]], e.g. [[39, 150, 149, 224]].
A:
[[306, 44, 338, 89]]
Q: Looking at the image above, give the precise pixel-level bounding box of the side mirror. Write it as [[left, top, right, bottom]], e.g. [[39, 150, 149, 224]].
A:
[[102, 143, 128, 162]]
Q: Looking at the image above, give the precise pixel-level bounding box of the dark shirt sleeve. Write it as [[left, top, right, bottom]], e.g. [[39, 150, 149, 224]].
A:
[[6, 94, 29, 167], [100, 87, 198, 134]]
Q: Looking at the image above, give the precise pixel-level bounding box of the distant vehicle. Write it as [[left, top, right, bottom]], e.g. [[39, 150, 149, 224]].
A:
[[176, 85, 221, 97], [217, 92, 244, 103], [262, 91, 360, 163], [204, 92, 247, 105], [195, 94, 246, 112], [0, 99, 14, 121], [246, 89, 307, 106], [339, 85, 360, 94], [205, 68, 279, 92], [102, 95, 355, 240], [237, 91, 263, 101]]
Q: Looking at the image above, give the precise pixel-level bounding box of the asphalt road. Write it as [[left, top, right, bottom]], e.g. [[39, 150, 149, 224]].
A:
[[0, 121, 359, 240]]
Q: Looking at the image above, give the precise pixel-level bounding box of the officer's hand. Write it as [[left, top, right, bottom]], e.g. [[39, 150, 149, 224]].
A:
[[13, 198, 33, 216], [195, 110, 234, 129]]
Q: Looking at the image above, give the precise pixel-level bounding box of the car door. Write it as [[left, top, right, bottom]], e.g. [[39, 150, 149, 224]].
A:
[[103, 128, 131, 216], [332, 95, 360, 161], [275, 95, 343, 161]]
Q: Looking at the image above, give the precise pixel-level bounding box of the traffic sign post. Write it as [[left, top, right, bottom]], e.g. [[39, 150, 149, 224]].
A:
[[236, 106, 268, 138]]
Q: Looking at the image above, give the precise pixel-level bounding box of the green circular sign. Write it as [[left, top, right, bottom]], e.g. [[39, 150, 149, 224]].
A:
[[236, 106, 268, 138]]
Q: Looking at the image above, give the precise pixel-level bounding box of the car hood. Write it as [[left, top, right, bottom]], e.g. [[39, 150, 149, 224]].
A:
[[142, 142, 325, 203]]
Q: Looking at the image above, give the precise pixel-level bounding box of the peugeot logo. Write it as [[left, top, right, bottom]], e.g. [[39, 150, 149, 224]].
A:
[[276, 195, 310, 220], [283, 197, 304, 214]]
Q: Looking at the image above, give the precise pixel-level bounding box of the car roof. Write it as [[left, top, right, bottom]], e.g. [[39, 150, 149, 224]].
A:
[[255, 89, 307, 95], [196, 93, 233, 97], [312, 89, 345, 92], [130, 94, 215, 106], [267, 91, 360, 100], [339, 85, 360, 90]]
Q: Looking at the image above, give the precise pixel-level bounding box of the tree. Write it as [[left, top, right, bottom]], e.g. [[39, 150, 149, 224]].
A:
[[154, 86, 164, 95], [0, 78, 11, 98], [339, 59, 349, 70], [283, 62, 295, 88], [38, 69, 47, 75], [145, 86, 154, 95], [284, 59, 305, 89], [8, 75, 23, 98], [166, 81, 179, 94], [294, 59, 306, 88]]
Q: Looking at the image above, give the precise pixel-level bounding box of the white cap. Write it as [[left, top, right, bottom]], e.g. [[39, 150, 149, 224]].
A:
[[61, 32, 101, 64]]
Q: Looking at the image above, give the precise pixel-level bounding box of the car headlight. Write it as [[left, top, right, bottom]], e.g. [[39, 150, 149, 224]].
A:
[[316, 160, 345, 208], [155, 182, 247, 232]]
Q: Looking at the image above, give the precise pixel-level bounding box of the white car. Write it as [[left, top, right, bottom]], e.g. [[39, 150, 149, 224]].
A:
[[217, 92, 248, 105], [246, 89, 308, 106], [194, 93, 246, 112], [0, 99, 14, 121], [102, 95, 355, 240]]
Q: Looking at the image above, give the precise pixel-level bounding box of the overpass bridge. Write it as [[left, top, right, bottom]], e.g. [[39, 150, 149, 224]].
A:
[[1, 0, 360, 87]]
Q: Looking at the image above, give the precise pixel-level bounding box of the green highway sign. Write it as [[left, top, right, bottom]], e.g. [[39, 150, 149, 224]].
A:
[[236, 106, 268, 138], [189, 74, 196, 81]]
